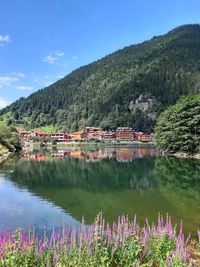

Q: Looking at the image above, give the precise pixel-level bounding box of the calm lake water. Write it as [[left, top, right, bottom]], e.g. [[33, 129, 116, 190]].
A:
[[0, 145, 199, 236]]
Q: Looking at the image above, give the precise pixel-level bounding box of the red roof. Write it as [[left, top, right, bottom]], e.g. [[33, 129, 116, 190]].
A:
[[34, 131, 47, 135]]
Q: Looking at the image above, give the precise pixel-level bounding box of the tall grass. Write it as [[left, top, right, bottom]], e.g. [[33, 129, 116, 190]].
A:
[[0, 214, 199, 266]]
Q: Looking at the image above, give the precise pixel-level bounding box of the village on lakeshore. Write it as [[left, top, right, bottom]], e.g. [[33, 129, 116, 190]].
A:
[[19, 127, 153, 144]]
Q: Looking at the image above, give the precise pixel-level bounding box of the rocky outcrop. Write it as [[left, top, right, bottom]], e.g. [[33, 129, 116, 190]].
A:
[[129, 94, 158, 120]]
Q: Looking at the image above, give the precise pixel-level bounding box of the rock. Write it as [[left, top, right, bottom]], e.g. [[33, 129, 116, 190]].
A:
[[129, 94, 157, 119]]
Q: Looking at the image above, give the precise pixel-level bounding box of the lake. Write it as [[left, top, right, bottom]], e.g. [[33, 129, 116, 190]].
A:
[[0, 145, 199, 236]]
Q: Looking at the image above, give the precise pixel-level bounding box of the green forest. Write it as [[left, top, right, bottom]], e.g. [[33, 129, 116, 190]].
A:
[[155, 94, 200, 154], [1, 24, 200, 133]]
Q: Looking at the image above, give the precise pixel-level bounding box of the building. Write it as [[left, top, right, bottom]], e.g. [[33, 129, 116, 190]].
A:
[[19, 130, 32, 140], [101, 131, 116, 140], [85, 127, 102, 139], [69, 131, 86, 140], [116, 127, 134, 141], [31, 131, 48, 138], [49, 132, 69, 142], [85, 127, 101, 134], [135, 132, 151, 142]]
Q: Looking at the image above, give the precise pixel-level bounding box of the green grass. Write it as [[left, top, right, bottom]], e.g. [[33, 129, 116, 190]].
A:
[[0, 112, 10, 126], [33, 125, 57, 132]]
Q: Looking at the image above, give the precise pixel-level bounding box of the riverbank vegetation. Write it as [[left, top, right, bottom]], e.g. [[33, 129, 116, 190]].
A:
[[155, 94, 200, 155], [0, 214, 199, 266], [0, 144, 10, 164], [0, 125, 22, 152]]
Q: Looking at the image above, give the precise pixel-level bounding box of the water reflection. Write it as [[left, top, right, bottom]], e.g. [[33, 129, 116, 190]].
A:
[[0, 146, 199, 236], [22, 146, 160, 162], [0, 173, 80, 233]]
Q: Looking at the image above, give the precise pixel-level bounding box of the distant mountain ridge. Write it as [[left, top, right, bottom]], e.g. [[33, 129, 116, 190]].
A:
[[1, 24, 200, 132]]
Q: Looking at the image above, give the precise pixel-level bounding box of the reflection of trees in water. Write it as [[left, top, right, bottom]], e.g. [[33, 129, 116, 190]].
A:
[[5, 155, 200, 194], [8, 156, 156, 192], [154, 157, 200, 188], [154, 157, 200, 211], [3, 154, 200, 233]]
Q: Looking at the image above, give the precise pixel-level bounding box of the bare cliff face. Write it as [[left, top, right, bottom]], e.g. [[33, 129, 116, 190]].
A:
[[129, 94, 158, 120]]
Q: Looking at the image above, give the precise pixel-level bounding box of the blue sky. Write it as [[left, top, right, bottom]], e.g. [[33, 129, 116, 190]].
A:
[[0, 0, 200, 108]]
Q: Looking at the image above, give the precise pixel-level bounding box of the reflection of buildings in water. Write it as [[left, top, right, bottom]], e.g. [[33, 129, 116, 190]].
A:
[[51, 150, 69, 158], [116, 149, 135, 162], [22, 153, 49, 161], [115, 148, 161, 162], [22, 147, 161, 162], [70, 151, 85, 159], [85, 149, 114, 162]]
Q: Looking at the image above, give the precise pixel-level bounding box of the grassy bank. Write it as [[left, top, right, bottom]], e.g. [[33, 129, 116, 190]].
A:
[[0, 214, 199, 266]]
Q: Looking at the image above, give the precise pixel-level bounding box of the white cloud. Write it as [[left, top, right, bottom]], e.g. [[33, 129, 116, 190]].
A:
[[12, 72, 25, 78], [0, 72, 25, 88], [0, 97, 10, 109], [0, 35, 10, 44], [0, 76, 19, 88], [55, 51, 64, 57], [44, 55, 58, 64], [0, 72, 26, 88], [16, 86, 33, 91], [44, 50, 64, 65], [72, 56, 78, 60]]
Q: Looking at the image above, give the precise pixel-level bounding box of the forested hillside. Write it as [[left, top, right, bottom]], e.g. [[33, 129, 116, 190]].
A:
[[1, 24, 200, 132]]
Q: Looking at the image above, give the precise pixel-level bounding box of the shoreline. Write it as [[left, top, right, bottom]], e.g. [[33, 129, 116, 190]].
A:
[[26, 140, 154, 147], [173, 152, 200, 159], [163, 151, 200, 159]]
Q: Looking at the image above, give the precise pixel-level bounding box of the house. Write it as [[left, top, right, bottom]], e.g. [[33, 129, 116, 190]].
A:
[[85, 127, 101, 134], [116, 127, 135, 141], [101, 131, 116, 140], [69, 131, 86, 140], [49, 132, 69, 142], [135, 132, 151, 142], [19, 130, 32, 140], [31, 131, 48, 137], [85, 127, 102, 139]]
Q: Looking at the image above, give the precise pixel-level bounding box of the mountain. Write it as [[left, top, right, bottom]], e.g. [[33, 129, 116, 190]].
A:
[[1, 24, 200, 133]]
